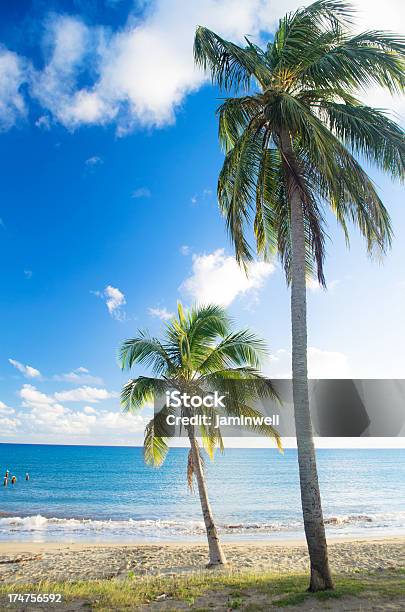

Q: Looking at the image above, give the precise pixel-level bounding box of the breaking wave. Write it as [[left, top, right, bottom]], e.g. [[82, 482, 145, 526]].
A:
[[1, 511, 403, 541]]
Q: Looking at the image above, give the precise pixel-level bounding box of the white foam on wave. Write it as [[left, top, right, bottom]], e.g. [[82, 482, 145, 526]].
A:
[[1, 510, 404, 539]]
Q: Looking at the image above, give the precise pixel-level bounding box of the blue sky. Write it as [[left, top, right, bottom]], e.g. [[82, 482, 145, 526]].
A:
[[0, 0, 404, 446]]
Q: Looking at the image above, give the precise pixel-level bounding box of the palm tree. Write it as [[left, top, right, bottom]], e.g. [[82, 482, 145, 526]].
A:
[[120, 302, 281, 567], [194, 0, 404, 591]]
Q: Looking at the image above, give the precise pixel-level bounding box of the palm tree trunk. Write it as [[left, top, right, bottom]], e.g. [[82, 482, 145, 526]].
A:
[[282, 133, 334, 591], [187, 429, 227, 567]]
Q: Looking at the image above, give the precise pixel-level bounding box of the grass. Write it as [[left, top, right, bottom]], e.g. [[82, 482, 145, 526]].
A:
[[0, 569, 404, 610]]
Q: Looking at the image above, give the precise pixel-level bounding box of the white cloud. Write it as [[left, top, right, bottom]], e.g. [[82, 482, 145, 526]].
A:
[[191, 188, 213, 205], [47, 0, 404, 130], [105, 285, 126, 318], [9, 359, 41, 379], [307, 278, 340, 292], [0, 415, 20, 432], [20, 383, 116, 407], [1, 0, 403, 132], [54, 386, 117, 403], [16, 0, 295, 132], [307, 347, 350, 379], [0, 46, 27, 130], [10, 384, 146, 443], [267, 347, 350, 379], [29, 15, 111, 128], [83, 405, 97, 414], [53, 367, 103, 385], [131, 187, 151, 198], [180, 248, 274, 307], [0, 401, 15, 415], [35, 114, 51, 130], [85, 155, 103, 166], [148, 306, 174, 321], [19, 384, 60, 408], [94, 285, 127, 320], [180, 245, 191, 256]]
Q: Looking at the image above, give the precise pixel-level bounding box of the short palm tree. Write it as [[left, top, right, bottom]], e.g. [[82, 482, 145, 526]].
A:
[[120, 302, 281, 567], [194, 0, 404, 590]]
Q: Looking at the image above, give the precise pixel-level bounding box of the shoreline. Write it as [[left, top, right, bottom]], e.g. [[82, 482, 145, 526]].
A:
[[0, 533, 404, 554]]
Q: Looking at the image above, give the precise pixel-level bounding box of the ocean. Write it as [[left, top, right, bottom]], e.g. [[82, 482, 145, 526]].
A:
[[0, 444, 404, 543]]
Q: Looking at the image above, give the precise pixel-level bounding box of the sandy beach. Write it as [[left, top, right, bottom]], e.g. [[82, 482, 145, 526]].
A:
[[0, 536, 403, 584]]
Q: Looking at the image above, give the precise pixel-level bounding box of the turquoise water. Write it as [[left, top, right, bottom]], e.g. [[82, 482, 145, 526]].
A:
[[0, 444, 404, 542]]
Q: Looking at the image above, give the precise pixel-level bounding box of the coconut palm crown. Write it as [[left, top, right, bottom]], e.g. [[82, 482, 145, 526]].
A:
[[194, 0, 404, 284]]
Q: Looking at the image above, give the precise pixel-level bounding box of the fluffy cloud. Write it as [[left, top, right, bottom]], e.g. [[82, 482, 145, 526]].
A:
[[0, 0, 403, 132], [29, 15, 112, 128], [148, 306, 174, 321], [83, 405, 97, 414], [307, 278, 340, 292], [54, 386, 117, 403], [180, 248, 274, 307], [94, 285, 126, 320], [9, 359, 41, 379], [4, 385, 146, 442], [53, 367, 103, 385], [20, 383, 116, 407], [0, 413, 20, 433], [85, 155, 103, 166], [267, 347, 350, 379], [20, 384, 59, 406], [9, 403, 145, 440], [0, 401, 15, 415], [0, 47, 27, 130], [35, 114, 51, 130], [308, 347, 350, 378]]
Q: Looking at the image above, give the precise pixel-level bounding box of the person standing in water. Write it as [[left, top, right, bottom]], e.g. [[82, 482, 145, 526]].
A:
[[3, 476, 8, 487], [25, 472, 30, 481], [11, 476, 17, 485]]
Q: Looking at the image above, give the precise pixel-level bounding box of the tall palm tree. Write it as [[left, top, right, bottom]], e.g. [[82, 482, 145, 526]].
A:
[[194, 0, 404, 591], [120, 302, 281, 567]]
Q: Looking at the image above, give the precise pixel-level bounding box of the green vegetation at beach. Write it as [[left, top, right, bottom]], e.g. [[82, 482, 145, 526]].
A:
[[1, 570, 404, 610]]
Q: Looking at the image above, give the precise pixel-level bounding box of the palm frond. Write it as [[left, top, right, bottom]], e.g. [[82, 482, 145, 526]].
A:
[[120, 330, 177, 376], [321, 102, 405, 178], [143, 411, 170, 467], [121, 376, 168, 412], [218, 127, 265, 264], [300, 31, 405, 92], [194, 27, 271, 92], [197, 329, 268, 375]]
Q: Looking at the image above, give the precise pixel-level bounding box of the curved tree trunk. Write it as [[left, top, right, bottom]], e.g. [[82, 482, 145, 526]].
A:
[[187, 430, 227, 567], [282, 133, 334, 591]]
